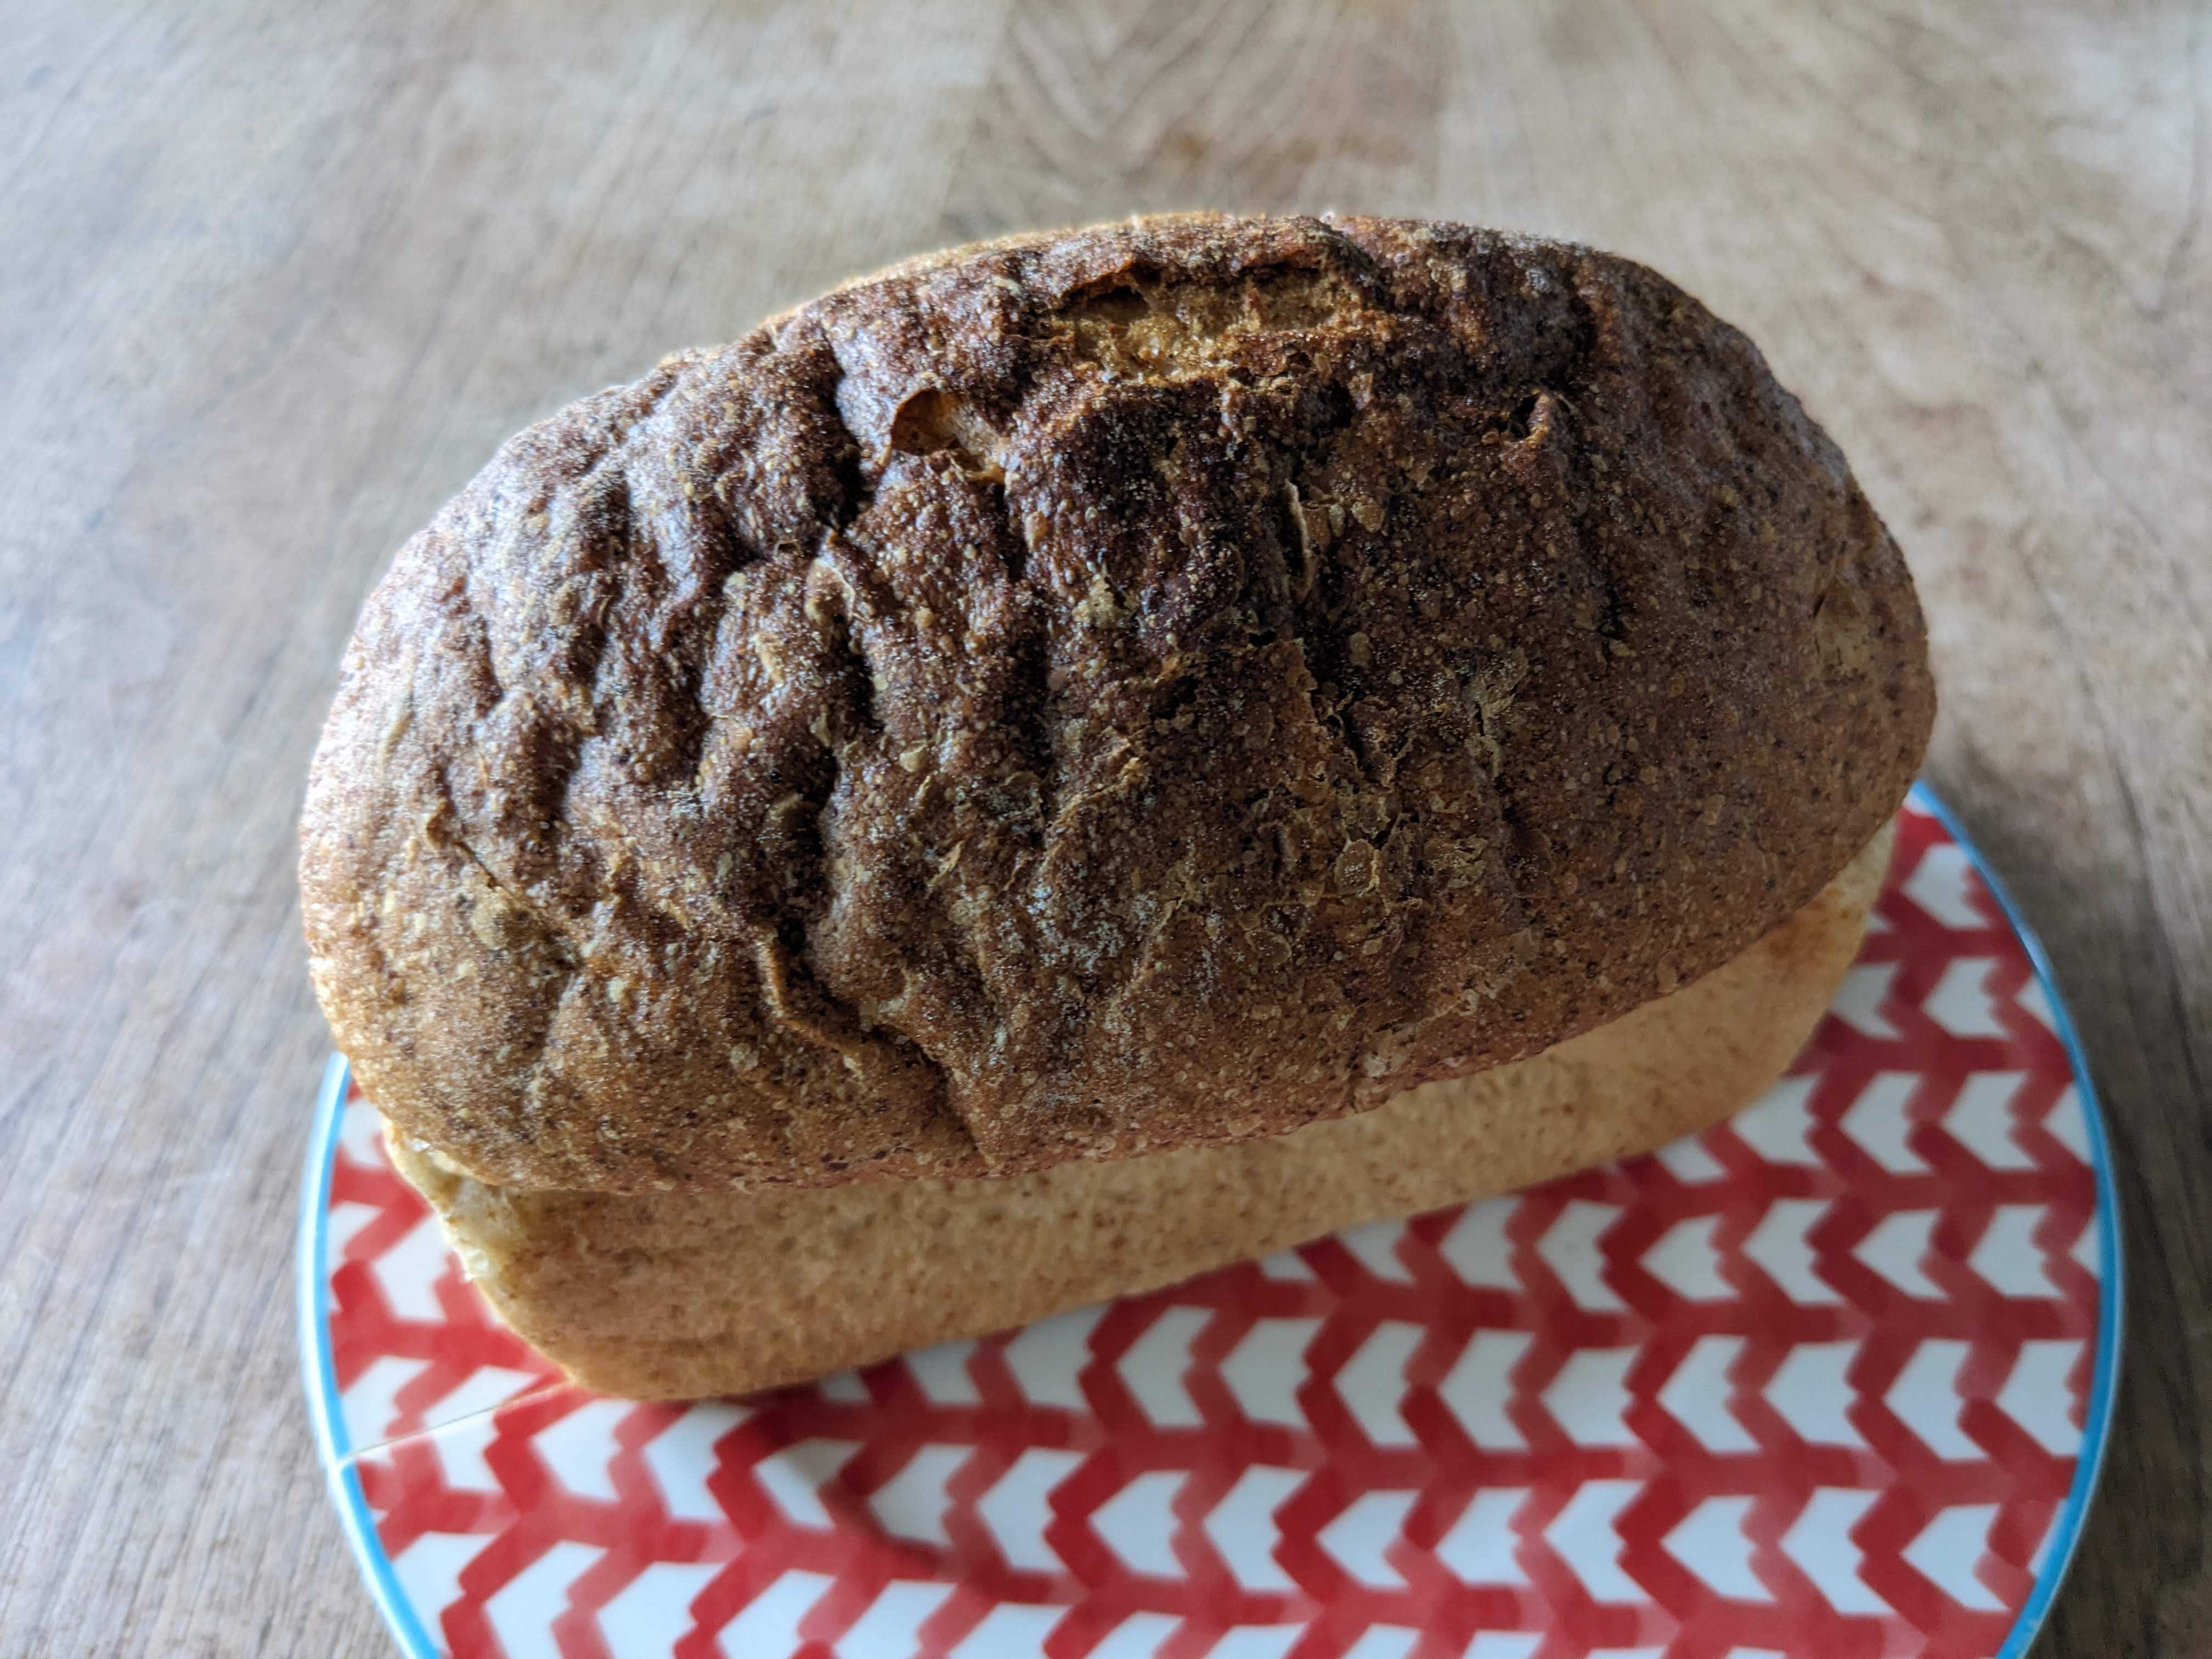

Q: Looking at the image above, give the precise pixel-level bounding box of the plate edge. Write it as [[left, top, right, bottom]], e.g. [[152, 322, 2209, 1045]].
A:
[[1908, 783, 2125, 1659], [298, 1051, 445, 1659]]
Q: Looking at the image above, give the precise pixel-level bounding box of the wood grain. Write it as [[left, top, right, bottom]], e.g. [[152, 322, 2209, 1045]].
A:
[[1, 1, 2203, 1652]]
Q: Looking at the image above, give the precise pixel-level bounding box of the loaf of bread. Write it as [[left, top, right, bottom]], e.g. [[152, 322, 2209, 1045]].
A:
[[302, 213, 1932, 1396], [302, 213, 1931, 1199]]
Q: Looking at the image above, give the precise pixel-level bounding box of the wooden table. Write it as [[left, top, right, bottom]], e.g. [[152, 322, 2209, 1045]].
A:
[[3, 2, 2204, 1652]]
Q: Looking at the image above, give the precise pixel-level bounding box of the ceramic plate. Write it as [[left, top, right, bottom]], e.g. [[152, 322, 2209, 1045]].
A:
[[301, 786, 2120, 1659]]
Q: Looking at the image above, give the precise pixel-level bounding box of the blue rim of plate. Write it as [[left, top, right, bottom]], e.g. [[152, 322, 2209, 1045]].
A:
[[1911, 785, 2125, 1659], [298, 1049, 447, 1659], [298, 781, 2125, 1659]]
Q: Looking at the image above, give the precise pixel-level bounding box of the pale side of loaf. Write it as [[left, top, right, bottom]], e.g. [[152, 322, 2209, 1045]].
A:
[[303, 213, 1934, 1194], [388, 822, 1892, 1400]]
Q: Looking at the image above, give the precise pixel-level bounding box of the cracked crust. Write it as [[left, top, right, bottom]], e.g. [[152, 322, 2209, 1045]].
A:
[[301, 213, 1933, 1193]]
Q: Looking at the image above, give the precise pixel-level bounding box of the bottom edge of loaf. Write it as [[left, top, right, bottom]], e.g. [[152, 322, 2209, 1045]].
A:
[[383, 822, 1894, 1401]]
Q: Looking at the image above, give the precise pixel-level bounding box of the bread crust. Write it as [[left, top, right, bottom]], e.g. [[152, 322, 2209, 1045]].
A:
[[303, 213, 1933, 1193], [390, 822, 1894, 1400]]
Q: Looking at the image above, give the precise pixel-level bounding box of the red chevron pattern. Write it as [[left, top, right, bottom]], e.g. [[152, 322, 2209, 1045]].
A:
[[307, 795, 2114, 1658]]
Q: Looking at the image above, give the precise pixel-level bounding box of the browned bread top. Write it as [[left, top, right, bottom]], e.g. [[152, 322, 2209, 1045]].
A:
[[300, 213, 1933, 1193]]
